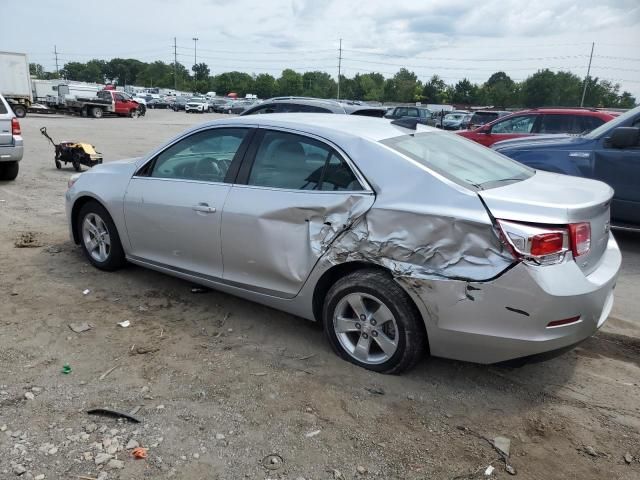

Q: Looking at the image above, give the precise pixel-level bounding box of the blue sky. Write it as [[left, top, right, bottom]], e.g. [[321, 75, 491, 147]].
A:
[[2, 0, 638, 97]]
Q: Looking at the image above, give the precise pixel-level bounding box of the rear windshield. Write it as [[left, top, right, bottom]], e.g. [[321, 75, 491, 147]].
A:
[[381, 132, 534, 190]]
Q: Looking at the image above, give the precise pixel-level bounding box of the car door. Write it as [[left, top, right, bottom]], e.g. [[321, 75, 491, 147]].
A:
[[220, 128, 375, 297], [123, 127, 252, 278], [478, 114, 541, 146], [592, 116, 640, 225], [112, 93, 128, 115]]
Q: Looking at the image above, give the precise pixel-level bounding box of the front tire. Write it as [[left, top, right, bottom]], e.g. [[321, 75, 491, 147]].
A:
[[323, 270, 427, 374], [129, 109, 139, 118], [77, 201, 126, 271], [0, 161, 19, 181]]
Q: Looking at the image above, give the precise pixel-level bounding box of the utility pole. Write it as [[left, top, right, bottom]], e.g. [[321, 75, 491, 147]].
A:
[[192, 37, 199, 84], [54, 45, 59, 76], [173, 37, 178, 91], [337, 38, 342, 100], [580, 42, 595, 107]]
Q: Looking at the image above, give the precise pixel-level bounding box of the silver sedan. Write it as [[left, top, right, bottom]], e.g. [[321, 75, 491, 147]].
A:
[[65, 114, 621, 373]]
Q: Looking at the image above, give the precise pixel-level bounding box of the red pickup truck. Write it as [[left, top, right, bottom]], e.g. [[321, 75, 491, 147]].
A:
[[457, 108, 618, 147], [56, 85, 142, 118]]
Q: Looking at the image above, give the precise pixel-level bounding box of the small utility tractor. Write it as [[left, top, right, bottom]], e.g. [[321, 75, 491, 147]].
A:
[[40, 127, 103, 171]]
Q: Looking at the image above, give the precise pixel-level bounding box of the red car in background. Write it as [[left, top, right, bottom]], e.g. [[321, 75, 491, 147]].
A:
[[457, 108, 618, 147]]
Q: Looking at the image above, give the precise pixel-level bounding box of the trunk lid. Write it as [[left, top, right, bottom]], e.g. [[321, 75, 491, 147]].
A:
[[479, 170, 613, 275]]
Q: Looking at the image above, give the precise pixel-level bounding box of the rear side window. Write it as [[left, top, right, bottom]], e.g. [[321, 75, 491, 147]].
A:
[[406, 108, 419, 117], [0, 97, 7, 114], [381, 132, 533, 190], [539, 114, 582, 134], [245, 104, 279, 115], [248, 131, 362, 191], [471, 112, 498, 124], [579, 116, 605, 133]]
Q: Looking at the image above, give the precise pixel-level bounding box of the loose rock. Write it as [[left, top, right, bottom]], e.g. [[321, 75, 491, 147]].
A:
[[107, 459, 124, 470], [95, 452, 112, 465], [13, 464, 27, 475], [584, 446, 598, 457], [624, 452, 633, 464], [125, 439, 139, 450], [24, 392, 35, 401], [356, 465, 368, 475]]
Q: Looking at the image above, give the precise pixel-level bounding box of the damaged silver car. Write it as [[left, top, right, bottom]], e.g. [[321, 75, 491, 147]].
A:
[[65, 114, 621, 373]]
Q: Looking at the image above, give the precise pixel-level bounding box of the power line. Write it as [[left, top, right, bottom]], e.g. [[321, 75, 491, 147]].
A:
[[343, 49, 589, 62]]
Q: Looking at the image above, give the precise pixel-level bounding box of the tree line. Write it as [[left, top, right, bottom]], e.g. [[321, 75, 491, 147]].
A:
[[29, 58, 636, 108]]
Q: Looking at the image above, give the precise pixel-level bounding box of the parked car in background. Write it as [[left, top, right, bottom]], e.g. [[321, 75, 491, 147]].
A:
[[460, 113, 474, 130], [172, 97, 188, 111], [208, 98, 227, 110], [466, 110, 511, 129], [0, 93, 23, 180], [493, 105, 640, 228], [185, 97, 209, 113], [458, 108, 618, 147], [241, 97, 386, 117], [147, 98, 172, 109], [66, 114, 620, 372], [226, 100, 255, 114], [440, 110, 471, 130], [213, 100, 235, 113], [384, 106, 433, 124]]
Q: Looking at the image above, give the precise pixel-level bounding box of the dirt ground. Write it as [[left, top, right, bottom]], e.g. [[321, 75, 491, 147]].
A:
[[1, 110, 639, 480]]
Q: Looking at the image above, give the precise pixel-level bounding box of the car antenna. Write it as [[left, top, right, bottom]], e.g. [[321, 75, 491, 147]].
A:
[[391, 118, 418, 130]]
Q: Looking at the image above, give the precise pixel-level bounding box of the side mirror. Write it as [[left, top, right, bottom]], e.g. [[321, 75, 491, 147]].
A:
[[608, 127, 639, 149]]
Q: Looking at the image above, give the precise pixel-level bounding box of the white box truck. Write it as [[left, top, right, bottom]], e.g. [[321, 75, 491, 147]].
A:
[[0, 51, 32, 117]]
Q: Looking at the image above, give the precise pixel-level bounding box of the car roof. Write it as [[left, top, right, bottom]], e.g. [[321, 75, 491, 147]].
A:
[[519, 108, 617, 118], [199, 113, 439, 142]]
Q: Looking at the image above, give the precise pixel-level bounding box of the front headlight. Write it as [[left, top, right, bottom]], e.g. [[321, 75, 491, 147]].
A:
[[68, 173, 82, 189]]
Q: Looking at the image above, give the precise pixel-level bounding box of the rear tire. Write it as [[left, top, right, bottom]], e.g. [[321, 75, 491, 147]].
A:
[[77, 201, 126, 271], [12, 104, 26, 118], [323, 269, 427, 374], [0, 161, 19, 181], [90, 107, 103, 119]]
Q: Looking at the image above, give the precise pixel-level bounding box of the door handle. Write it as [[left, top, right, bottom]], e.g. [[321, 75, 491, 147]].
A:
[[192, 203, 216, 213]]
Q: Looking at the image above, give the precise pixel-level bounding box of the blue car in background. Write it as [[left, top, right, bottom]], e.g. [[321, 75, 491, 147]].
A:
[[493, 105, 640, 228]]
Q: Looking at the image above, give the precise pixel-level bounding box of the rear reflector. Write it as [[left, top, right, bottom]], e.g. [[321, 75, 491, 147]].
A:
[[530, 232, 565, 256], [546, 316, 581, 328], [11, 118, 21, 135], [569, 222, 591, 257]]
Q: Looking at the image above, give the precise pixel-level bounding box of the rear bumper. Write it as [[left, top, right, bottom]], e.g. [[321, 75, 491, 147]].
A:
[[0, 145, 24, 162], [0, 138, 23, 162], [400, 233, 621, 364]]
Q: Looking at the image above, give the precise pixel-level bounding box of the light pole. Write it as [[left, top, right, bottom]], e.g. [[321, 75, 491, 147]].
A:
[[192, 37, 199, 89]]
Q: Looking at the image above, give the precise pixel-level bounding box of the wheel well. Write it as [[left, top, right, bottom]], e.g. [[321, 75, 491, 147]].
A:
[[70, 196, 100, 244], [311, 261, 426, 332]]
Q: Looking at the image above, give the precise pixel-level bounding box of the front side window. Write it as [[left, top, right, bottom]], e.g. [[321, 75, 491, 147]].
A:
[[579, 116, 605, 133], [394, 107, 408, 117], [148, 128, 248, 182], [248, 131, 362, 191], [491, 115, 537, 134], [381, 132, 534, 190]]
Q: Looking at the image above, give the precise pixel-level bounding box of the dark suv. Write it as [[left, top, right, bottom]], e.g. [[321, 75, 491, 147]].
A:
[[457, 108, 618, 147], [493, 105, 640, 228], [384, 106, 433, 125], [241, 97, 386, 117]]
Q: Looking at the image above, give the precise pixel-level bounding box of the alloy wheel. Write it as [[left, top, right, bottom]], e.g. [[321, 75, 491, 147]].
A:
[[333, 292, 399, 365], [82, 213, 111, 263]]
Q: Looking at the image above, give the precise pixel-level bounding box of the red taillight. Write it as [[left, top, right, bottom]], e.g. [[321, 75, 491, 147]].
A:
[[530, 232, 565, 256], [569, 222, 591, 257], [11, 118, 21, 135]]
